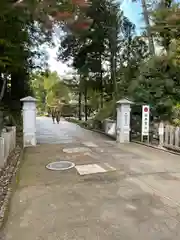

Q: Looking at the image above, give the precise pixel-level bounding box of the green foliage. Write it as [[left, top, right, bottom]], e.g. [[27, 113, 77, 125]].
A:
[[172, 103, 180, 126], [31, 71, 70, 112], [94, 100, 115, 121], [61, 104, 76, 117], [1, 0, 180, 129], [58, 0, 149, 121], [57, 0, 180, 125], [66, 117, 93, 129], [0, 0, 58, 130], [151, 1, 180, 51], [87, 90, 100, 111], [130, 55, 180, 120], [31, 72, 47, 112]]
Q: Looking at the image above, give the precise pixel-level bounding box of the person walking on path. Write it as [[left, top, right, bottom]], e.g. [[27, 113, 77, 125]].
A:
[[51, 107, 56, 124], [55, 109, 61, 124]]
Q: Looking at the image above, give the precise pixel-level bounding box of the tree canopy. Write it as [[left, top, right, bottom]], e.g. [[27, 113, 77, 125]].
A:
[[57, 0, 180, 123], [1, 0, 180, 131]]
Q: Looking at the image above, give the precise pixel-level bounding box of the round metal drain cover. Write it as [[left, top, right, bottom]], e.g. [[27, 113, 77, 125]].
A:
[[46, 161, 75, 171]]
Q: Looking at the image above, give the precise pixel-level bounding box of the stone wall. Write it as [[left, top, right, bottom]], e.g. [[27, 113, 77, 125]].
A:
[[0, 127, 16, 168]]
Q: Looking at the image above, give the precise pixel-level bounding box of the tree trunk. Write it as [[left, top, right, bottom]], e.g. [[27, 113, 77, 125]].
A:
[[78, 90, 82, 120], [0, 76, 6, 103], [100, 54, 103, 109], [141, 0, 155, 55], [100, 78, 103, 109], [84, 79, 88, 122], [110, 29, 117, 100], [0, 73, 5, 136]]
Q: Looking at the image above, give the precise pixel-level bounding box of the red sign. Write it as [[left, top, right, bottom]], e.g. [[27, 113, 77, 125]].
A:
[[142, 105, 150, 136], [144, 107, 149, 112]]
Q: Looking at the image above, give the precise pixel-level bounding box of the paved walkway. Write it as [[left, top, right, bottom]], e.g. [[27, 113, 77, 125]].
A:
[[2, 117, 180, 239]]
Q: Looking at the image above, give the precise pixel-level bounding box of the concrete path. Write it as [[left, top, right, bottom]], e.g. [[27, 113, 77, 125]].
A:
[[36, 117, 107, 144], [2, 117, 180, 239]]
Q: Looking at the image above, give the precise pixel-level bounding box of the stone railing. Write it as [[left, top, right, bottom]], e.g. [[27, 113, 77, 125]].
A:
[[0, 127, 16, 168], [158, 123, 180, 150], [102, 118, 180, 151]]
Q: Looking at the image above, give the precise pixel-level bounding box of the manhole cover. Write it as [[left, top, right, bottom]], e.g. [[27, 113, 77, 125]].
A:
[[46, 161, 75, 171], [63, 147, 91, 154]]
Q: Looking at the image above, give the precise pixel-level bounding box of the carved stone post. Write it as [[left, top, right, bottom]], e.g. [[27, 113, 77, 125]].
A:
[[20, 96, 37, 147], [116, 98, 134, 143], [158, 121, 164, 147]]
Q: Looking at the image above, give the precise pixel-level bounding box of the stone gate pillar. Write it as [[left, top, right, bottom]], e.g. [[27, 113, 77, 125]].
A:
[[116, 98, 134, 143], [20, 96, 37, 147]]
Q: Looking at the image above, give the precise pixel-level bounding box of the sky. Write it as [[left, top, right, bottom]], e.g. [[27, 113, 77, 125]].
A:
[[48, 1, 144, 77]]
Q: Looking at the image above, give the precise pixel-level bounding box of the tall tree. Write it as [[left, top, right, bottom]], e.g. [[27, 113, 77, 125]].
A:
[[132, 0, 155, 55], [151, 0, 179, 52]]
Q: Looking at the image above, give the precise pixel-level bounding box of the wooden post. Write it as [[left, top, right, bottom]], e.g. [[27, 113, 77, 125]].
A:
[[175, 127, 180, 148]]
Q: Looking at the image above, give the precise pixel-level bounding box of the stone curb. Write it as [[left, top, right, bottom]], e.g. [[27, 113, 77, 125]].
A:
[[86, 128, 116, 140], [132, 140, 180, 156], [0, 146, 23, 230]]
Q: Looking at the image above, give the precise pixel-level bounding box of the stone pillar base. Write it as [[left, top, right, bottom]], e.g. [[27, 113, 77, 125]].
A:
[[23, 133, 36, 147], [117, 132, 130, 143]]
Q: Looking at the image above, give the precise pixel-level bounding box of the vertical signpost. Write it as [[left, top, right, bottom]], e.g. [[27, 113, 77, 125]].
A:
[[141, 105, 150, 143]]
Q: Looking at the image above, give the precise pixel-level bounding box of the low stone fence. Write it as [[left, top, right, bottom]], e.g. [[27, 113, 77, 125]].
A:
[[158, 123, 180, 150], [0, 126, 16, 168], [103, 119, 180, 152]]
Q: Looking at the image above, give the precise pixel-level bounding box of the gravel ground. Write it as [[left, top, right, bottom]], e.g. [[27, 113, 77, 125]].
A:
[[0, 146, 21, 228]]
